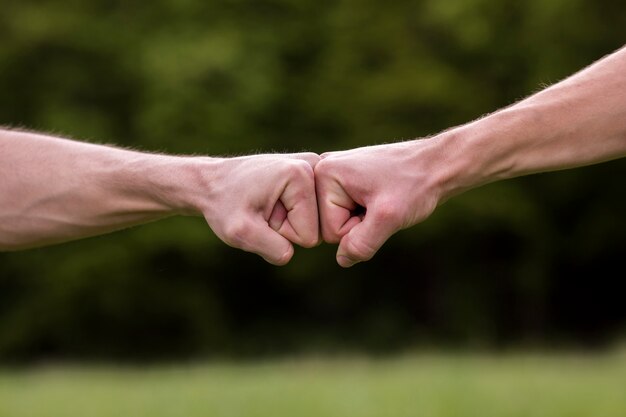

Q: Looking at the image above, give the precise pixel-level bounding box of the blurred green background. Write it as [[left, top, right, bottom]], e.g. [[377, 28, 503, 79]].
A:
[[1, 0, 625, 364]]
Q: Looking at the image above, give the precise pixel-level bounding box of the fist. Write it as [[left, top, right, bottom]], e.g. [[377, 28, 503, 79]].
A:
[[315, 142, 439, 267], [200, 153, 321, 265]]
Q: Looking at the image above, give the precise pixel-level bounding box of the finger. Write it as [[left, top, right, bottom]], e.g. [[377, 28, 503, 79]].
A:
[[336, 204, 398, 267], [277, 161, 320, 248], [269, 200, 288, 231], [270, 198, 321, 247], [232, 218, 295, 266], [315, 173, 360, 244]]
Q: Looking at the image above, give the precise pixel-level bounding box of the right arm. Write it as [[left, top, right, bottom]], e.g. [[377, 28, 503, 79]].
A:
[[315, 45, 626, 267]]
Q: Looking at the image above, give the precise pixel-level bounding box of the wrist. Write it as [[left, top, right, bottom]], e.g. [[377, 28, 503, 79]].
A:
[[428, 105, 540, 202], [426, 128, 491, 203], [402, 134, 476, 206], [154, 156, 224, 217], [115, 154, 222, 217]]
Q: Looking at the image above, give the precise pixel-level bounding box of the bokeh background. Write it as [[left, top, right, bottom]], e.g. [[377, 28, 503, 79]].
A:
[[1, 0, 625, 364]]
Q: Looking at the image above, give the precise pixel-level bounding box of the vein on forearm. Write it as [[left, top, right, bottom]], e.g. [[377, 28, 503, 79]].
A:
[[0, 130, 185, 249]]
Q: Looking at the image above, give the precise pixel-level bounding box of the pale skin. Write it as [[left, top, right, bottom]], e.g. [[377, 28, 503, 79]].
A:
[[315, 45, 626, 267], [2, 47, 626, 267], [0, 131, 320, 265]]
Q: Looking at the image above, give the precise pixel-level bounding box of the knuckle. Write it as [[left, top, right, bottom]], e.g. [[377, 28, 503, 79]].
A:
[[299, 152, 321, 165], [287, 159, 314, 182], [313, 157, 333, 177], [373, 200, 402, 225], [223, 218, 253, 248]]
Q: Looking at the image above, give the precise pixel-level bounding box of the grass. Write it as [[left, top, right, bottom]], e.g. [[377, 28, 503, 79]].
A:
[[0, 351, 625, 417]]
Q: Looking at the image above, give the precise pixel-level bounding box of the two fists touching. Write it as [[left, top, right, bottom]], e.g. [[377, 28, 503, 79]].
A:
[[204, 141, 440, 267], [5, 46, 626, 259], [204, 46, 626, 266], [0, 129, 442, 261]]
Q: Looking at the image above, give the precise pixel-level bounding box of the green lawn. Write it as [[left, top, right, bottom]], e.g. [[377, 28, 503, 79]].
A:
[[1, 352, 625, 417]]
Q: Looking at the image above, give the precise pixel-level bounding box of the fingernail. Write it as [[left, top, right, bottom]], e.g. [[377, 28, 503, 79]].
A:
[[337, 255, 357, 268]]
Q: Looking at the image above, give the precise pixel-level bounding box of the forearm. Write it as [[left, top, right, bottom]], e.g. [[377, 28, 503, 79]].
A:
[[315, 47, 626, 267], [433, 46, 626, 200], [0, 129, 206, 250]]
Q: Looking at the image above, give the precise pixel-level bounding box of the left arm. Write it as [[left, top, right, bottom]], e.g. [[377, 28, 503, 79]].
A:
[[0, 129, 320, 264]]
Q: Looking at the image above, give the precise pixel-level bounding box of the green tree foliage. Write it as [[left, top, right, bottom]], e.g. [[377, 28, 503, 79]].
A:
[[1, 0, 625, 360]]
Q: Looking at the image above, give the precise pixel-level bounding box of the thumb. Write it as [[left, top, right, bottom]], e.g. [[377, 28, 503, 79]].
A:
[[336, 204, 398, 268], [249, 220, 295, 265], [221, 216, 295, 266]]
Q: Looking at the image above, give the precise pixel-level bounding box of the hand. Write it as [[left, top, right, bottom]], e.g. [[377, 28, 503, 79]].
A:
[[315, 140, 445, 267], [198, 153, 321, 265]]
